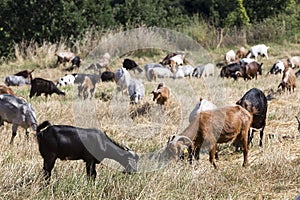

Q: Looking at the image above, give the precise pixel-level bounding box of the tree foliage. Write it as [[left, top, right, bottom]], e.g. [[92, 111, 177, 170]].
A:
[[0, 0, 299, 57]]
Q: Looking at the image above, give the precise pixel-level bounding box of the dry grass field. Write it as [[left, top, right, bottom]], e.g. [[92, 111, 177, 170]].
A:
[[0, 31, 300, 199]]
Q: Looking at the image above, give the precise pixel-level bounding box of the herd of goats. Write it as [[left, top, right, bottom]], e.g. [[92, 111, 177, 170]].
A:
[[0, 43, 300, 182]]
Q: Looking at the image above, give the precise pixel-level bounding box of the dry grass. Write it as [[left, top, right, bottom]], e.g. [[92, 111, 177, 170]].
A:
[[0, 31, 300, 199]]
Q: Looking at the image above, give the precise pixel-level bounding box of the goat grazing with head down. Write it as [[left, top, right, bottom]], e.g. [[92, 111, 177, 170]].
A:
[[36, 121, 139, 181], [151, 83, 171, 108], [278, 67, 296, 93], [162, 105, 252, 168]]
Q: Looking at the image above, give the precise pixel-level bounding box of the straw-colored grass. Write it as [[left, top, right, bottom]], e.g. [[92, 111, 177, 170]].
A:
[[0, 30, 299, 199]]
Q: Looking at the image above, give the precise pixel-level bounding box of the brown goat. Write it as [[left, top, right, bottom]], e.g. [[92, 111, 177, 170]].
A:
[[238, 61, 263, 80], [14, 69, 34, 80], [151, 83, 171, 108], [236, 47, 248, 59], [0, 85, 15, 96], [278, 67, 296, 93], [164, 105, 252, 168], [78, 76, 95, 100]]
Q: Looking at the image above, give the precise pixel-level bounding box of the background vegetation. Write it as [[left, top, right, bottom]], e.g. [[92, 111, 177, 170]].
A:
[[1, 0, 300, 59]]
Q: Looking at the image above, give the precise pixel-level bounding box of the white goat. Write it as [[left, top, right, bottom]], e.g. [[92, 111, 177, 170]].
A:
[[247, 44, 269, 60], [189, 99, 217, 123]]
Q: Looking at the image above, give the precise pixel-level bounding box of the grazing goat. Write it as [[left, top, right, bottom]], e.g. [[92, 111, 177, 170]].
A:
[[202, 63, 215, 77], [128, 79, 145, 104], [0, 94, 37, 144], [163, 105, 252, 168], [236, 88, 268, 147], [189, 98, 217, 123], [55, 51, 75, 66], [147, 66, 173, 81], [86, 53, 111, 71], [175, 65, 194, 79], [278, 67, 296, 93], [4, 75, 30, 86], [57, 74, 77, 87], [236, 47, 247, 59], [0, 85, 15, 95], [224, 50, 236, 64], [115, 67, 131, 94], [287, 56, 300, 69], [192, 65, 205, 78], [220, 62, 242, 80], [14, 69, 34, 80], [78, 76, 95, 100], [160, 52, 186, 66], [246, 44, 269, 60], [151, 83, 171, 108], [123, 58, 143, 73], [36, 121, 139, 181], [268, 60, 285, 75], [237, 61, 263, 80], [30, 78, 65, 98], [101, 68, 115, 82]]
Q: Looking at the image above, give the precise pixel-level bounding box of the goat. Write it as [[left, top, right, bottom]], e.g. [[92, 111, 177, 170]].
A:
[[115, 67, 131, 94], [101, 68, 115, 82], [128, 79, 145, 104], [78, 76, 96, 100], [36, 121, 139, 181], [202, 63, 215, 77], [246, 44, 269, 60], [224, 50, 236, 64], [163, 105, 252, 168], [146, 66, 173, 81], [0, 94, 37, 144], [57, 74, 77, 87], [236, 88, 268, 147], [175, 65, 194, 79], [268, 60, 285, 75], [86, 53, 111, 71], [278, 67, 296, 93], [151, 83, 171, 108], [4, 75, 30, 86], [189, 98, 217, 123], [220, 62, 242, 80], [160, 52, 186, 66], [30, 78, 65, 98], [192, 65, 205, 78], [0, 85, 15, 95], [287, 56, 300, 69], [123, 58, 143, 73], [236, 47, 247, 59], [55, 51, 75, 66], [237, 61, 263, 80]]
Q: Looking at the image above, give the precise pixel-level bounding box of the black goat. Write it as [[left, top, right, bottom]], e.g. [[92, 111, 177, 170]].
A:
[[220, 62, 242, 80], [30, 78, 65, 98], [36, 121, 139, 181], [236, 88, 268, 147], [123, 58, 143, 73]]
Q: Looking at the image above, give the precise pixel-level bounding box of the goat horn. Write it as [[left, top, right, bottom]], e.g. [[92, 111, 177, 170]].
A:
[[122, 140, 132, 151], [169, 135, 193, 145]]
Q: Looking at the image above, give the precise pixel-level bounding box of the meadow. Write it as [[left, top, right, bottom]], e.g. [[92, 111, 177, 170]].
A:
[[0, 29, 299, 199]]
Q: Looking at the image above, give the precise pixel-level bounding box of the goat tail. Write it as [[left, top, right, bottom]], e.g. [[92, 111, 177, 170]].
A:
[[37, 121, 52, 132]]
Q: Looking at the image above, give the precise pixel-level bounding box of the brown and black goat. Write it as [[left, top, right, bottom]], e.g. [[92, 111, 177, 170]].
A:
[[151, 83, 171, 108]]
